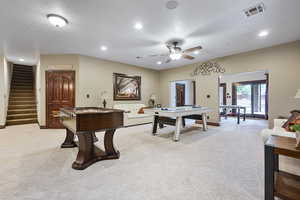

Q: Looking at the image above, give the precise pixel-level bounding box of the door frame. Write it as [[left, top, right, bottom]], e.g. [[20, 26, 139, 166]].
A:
[[219, 83, 227, 105], [232, 79, 268, 119], [46, 70, 76, 128]]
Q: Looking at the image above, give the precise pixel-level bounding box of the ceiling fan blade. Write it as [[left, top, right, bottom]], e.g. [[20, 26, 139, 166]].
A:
[[136, 53, 168, 59], [183, 46, 202, 53], [165, 58, 172, 63], [182, 54, 195, 60]]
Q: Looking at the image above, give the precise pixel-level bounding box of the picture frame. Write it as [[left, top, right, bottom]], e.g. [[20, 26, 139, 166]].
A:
[[113, 73, 141, 101]]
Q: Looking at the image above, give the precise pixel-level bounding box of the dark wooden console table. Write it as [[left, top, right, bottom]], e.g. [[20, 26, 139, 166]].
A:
[[265, 135, 300, 200]]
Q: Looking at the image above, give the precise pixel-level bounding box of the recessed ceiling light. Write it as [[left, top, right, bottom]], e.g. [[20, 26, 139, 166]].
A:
[[194, 50, 200, 55], [166, 0, 179, 10], [19, 58, 24, 62], [258, 30, 269, 37], [134, 22, 143, 30], [101, 46, 108, 51], [47, 14, 68, 28], [157, 61, 162, 65]]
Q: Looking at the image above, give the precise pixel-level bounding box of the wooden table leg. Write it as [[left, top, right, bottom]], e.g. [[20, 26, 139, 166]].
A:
[[72, 130, 120, 170], [265, 145, 275, 200], [202, 113, 208, 131], [173, 116, 182, 141], [72, 131, 96, 170], [152, 115, 158, 135], [61, 129, 77, 148], [104, 129, 120, 159]]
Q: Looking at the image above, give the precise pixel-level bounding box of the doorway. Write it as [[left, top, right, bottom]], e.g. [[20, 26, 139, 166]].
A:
[[176, 83, 185, 106], [219, 83, 226, 106], [170, 80, 195, 107], [232, 80, 267, 118], [46, 71, 75, 128]]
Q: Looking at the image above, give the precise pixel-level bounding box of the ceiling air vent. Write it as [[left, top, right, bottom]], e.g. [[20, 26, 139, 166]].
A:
[[244, 3, 265, 17]]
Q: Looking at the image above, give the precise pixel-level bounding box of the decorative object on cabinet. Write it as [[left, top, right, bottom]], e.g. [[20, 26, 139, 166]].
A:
[[291, 124, 300, 149], [149, 94, 156, 107], [100, 91, 108, 108]]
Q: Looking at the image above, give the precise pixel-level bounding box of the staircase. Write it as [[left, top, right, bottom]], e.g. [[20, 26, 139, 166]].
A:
[[6, 65, 37, 126]]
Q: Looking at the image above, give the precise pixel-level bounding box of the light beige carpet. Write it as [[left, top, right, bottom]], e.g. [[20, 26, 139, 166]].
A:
[[0, 118, 269, 200]]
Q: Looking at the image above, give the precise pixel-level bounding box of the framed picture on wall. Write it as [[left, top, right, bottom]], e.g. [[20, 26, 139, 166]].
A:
[[113, 73, 141, 100]]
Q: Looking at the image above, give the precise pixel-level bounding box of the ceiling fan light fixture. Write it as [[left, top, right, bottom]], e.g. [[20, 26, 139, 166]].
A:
[[47, 14, 68, 27], [170, 53, 182, 60], [194, 50, 200, 55]]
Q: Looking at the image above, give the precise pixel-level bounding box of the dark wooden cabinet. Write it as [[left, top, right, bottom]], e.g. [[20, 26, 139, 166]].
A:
[[265, 136, 300, 200]]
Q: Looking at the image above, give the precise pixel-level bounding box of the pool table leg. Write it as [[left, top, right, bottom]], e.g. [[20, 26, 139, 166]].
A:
[[173, 116, 182, 142], [202, 113, 208, 131], [152, 115, 158, 135]]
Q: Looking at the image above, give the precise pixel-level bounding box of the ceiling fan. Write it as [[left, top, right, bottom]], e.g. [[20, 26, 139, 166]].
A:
[[136, 41, 202, 64]]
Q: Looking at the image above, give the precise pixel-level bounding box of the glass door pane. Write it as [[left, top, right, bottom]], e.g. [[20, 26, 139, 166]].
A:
[[219, 87, 224, 105], [236, 84, 252, 114], [253, 83, 266, 115]]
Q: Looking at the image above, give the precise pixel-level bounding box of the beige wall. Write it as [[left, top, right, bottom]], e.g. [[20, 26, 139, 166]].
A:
[[38, 54, 79, 126], [159, 41, 300, 127], [0, 56, 4, 126], [77, 55, 160, 108], [0, 56, 13, 126], [37, 54, 160, 126]]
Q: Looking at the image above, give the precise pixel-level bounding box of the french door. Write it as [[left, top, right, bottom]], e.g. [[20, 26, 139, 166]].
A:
[[232, 80, 268, 119]]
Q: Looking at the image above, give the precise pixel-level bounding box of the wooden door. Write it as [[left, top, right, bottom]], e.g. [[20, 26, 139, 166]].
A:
[[46, 71, 75, 128], [176, 83, 185, 107]]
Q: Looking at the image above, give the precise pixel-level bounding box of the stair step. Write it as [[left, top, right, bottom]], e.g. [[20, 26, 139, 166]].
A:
[[13, 71, 33, 75], [8, 109, 37, 115], [7, 113, 37, 120], [10, 97, 35, 101], [13, 72, 33, 76], [14, 65, 33, 69], [6, 118, 37, 126], [9, 101, 36, 105], [11, 85, 33, 90], [11, 80, 33, 85], [10, 93, 34, 97], [11, 84, 33, 87], [13, 68, 33, 72], [12, 76, 33, 80], [11, 89, 34, 92], [8, 105, 36, 109]]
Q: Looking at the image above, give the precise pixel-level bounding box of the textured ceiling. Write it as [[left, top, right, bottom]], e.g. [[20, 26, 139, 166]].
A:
[[1, 0, 300, 70]]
